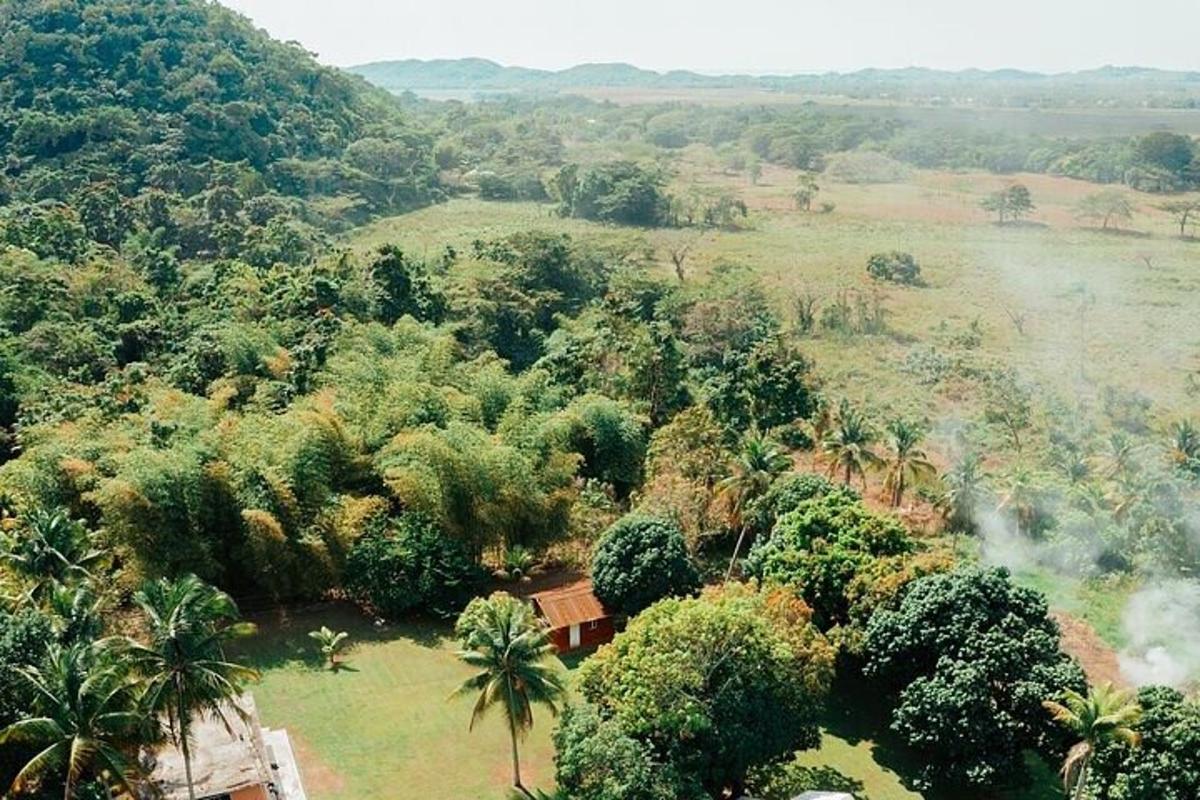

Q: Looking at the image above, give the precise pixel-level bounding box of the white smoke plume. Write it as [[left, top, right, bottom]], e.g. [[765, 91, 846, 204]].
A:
[[1117, 579, 1200, 688]]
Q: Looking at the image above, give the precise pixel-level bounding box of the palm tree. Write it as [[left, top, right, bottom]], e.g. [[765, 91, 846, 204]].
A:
[[308, 626, 350, 669], [717, 430, 791, 581], [997, 465, 1042, 537], [0, 643, 151, 800], [45, 578, 108, 645], [453, 594, 566, 793], [822, 399, 882, 489], [1094, 432, 1142, 480], [937, 451, 987, 540], [124, 575, 259, 800], [0, 508, 106, 602], [1043, 683, 1142, 800], [1167, 419, 1200, 474], [881, 419, 937, 507]]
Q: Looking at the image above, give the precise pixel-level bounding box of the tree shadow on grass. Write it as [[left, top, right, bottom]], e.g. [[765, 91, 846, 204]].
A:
[[233, 601, 452, 671], [821, 670, 1065, 800], [819, 669, 928, 795]]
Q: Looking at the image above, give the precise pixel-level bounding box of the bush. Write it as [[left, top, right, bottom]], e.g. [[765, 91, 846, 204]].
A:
[[344, 514, 483, 618], [592, 514, 700, 615], [866, 251, 921, 285], [554, 161, 669, 227]]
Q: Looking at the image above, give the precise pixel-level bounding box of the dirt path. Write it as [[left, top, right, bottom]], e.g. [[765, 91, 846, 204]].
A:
[[1053, 611, 1128, 688]]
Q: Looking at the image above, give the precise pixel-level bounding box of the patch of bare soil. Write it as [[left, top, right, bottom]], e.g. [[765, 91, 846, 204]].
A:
[[288, 730, 346, 796], [1053, 611, 1128, 688]]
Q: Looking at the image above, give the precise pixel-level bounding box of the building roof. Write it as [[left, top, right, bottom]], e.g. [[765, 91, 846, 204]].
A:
[[530, 580, 611, 629], [792, 793, 856, 800], [144, 695, 273, 800]]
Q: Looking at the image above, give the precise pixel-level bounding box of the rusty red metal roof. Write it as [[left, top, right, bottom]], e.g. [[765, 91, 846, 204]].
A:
[[530, 580, 611, 629]]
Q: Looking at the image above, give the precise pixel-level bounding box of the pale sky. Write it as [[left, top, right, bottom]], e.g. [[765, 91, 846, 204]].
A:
[[220, 0, 1200, 75]]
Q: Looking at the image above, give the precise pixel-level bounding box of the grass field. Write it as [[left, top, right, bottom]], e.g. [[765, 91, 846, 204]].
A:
[[351, 159, 1200, 437], [235, 603, 563, 800], [236, 603, 1008, 800]]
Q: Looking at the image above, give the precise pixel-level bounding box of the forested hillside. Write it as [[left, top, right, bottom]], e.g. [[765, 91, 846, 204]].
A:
[[0, 0, 440, 240]]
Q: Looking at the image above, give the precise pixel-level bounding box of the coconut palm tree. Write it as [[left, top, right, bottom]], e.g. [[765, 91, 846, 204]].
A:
[[124, 575, 259, 800], [0, 508, 106, 602], [717, 430, 791, 581], [997, 465, 1042, 537], [822, 399, 882, 489], [881, 419, 937, 507], [1094, 432, 1142, 480], [453, 593, 566, 793], [308, 626, 350, 669], [0, 643, 151, 800], [1167, 419, 1200, 475], [1043, 683, 1142, 800], [937, 451, 987, 540]]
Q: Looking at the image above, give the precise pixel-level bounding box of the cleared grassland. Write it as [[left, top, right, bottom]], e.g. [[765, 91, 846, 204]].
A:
[[350, 160, 1200, 441]]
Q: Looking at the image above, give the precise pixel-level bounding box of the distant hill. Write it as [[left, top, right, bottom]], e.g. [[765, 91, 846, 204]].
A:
[[349, 58, 1200, 108], [0, 0, 439, 224]]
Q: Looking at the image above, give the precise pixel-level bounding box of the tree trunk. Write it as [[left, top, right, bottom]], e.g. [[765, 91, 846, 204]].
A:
[[505, 678, 523, 791], [1072, 752, 1091, 800], [844, 462, 852, 486], [63, 774, 73, 800], [178, 689, 197, 800], [508, 719, 522, 790], [724, 525, 750, 584]]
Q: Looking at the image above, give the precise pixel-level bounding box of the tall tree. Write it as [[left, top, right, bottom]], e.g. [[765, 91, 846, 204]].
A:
[[717, 431, 791, 581], [453, 593, 566, 793], [0, 643, 150, 800], [1043, 683, 1142, 800], [822, 399, 882, 489], [124, 575, 258, 800], [0, 508, 106, 602], [881, 419, 937, 507], [937, 451, 988, 541]]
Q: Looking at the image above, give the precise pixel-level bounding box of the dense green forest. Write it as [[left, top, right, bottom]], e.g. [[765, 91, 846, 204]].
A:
[[1, 3, 1198, 800]]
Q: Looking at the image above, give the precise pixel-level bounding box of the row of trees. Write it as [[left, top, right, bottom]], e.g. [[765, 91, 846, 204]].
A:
[[0, 506, 259, 800]]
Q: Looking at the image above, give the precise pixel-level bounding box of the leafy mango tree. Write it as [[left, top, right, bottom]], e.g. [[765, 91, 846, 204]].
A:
[[863, 567, 1087, 793], [575, 585, 835, 799]]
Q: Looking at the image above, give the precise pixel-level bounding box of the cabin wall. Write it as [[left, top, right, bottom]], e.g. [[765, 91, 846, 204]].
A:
[[548, 618, 614, 652]]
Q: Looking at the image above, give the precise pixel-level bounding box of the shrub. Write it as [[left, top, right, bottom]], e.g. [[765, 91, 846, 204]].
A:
[[866, 251, 921, 285], [592, 514, 700, 615], [344, 514, 483, 618]]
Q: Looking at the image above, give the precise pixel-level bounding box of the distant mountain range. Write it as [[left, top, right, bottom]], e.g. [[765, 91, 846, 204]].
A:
[[347, 59, 1200, 106]]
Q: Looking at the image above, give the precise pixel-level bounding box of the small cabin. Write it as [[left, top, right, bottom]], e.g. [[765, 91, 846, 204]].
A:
[[530, 580, 615, 652]]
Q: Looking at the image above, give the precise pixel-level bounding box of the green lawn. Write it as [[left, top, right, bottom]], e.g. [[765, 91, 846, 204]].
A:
[[235, 603, 562, 800], [236, 603, 1063, 800]]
